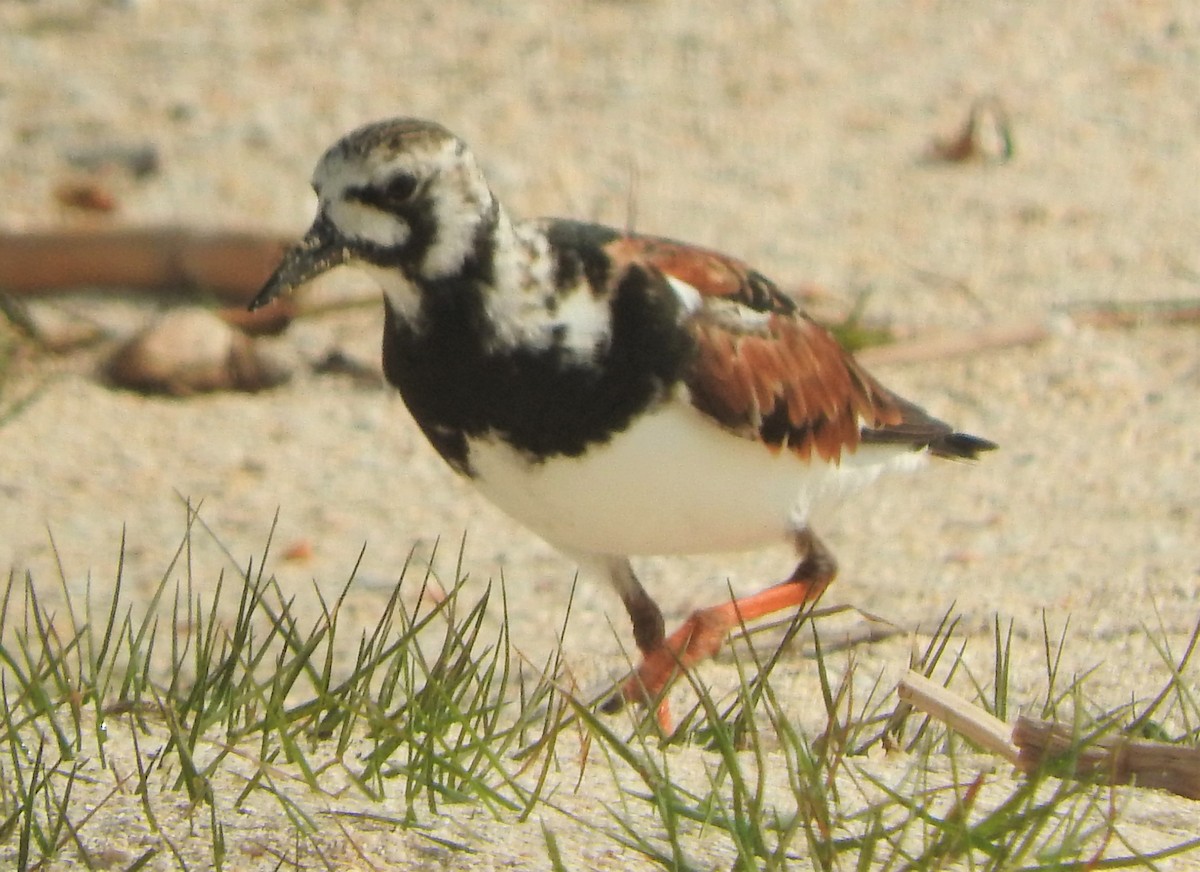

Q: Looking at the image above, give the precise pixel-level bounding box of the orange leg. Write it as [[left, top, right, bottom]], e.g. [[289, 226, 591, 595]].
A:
[[605, 529, 838, 731]]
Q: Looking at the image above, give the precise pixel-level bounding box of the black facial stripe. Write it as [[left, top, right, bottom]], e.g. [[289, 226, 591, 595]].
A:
[[345, 184, 385, 210], [341, 185, 497, 286], [345, 177, 427, 212], [339, 190, 440, 272]]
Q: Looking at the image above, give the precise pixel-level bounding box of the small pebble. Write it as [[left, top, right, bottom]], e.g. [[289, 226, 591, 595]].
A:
[[106, 308, 291, 395]]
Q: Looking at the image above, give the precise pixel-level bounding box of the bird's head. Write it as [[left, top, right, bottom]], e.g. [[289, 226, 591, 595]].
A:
[[251, 118, 498, 310]]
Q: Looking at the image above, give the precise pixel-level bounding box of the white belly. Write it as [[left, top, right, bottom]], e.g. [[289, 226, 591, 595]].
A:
[[464, 400, 924, 557]]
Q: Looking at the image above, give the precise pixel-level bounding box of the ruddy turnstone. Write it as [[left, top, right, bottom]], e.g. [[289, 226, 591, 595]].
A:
[[252, 118, 995, 729]]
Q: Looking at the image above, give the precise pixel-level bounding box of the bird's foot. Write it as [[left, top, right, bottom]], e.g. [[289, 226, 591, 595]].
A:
[[600, 564, 833, 732], [600, 607, 732, 733]]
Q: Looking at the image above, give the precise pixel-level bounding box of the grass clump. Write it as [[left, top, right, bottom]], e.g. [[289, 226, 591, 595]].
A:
[[1, 511, 1199, 869]]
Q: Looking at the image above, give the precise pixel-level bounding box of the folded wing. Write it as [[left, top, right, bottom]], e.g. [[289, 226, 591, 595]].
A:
[[604, 233, 994, 462]]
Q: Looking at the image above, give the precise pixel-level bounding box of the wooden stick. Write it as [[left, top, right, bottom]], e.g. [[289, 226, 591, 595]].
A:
[[897, 670, 1021, 764], [0, 228, 289, 303], [898, 673, 1200, 801], [1013, 716, 1200, 800]]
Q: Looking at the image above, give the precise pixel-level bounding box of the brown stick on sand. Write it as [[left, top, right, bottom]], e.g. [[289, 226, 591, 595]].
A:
[[1013, 716, 1200, 800], [898, 670, 1200, 801], [0, 228, 289, 303]]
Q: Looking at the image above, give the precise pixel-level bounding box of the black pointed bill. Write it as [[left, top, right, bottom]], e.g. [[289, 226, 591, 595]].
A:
[[249, 215, 348, 311]]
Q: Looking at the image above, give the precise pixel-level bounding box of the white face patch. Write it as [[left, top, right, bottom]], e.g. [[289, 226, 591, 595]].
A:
[[421, 144, 496, 279], [360, 263, 423, 324], [312, 132, 496, 280], [324, 198, 412, 248], [312, 149, 391, 244]]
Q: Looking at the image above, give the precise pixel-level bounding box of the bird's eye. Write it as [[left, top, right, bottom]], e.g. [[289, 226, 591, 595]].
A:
[[381, 173, 418, 206]]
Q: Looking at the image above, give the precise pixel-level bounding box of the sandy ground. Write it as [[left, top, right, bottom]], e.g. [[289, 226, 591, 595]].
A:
[[2, 0, 1200, 868]]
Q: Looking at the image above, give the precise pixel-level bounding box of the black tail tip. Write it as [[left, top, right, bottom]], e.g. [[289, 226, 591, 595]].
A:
[[932, 432, 998, 460]]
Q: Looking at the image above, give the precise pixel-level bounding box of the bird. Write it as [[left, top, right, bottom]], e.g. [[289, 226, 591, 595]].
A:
[[251, 117, 995, 731]]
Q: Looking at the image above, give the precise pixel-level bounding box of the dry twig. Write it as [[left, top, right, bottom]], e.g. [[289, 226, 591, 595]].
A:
[[0, 228, 289, 302], [897, 670, 1021, 764], [897, 670, 1200, 801], [1013, 716, 1200, 800]]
